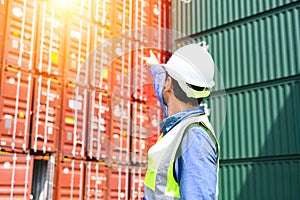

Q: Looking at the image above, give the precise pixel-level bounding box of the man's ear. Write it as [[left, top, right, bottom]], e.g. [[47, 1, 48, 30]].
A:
[[164, 76, 173, 92]]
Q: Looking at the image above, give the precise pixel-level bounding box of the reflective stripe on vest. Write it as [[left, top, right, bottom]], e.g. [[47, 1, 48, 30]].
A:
[[144, 115, 219, 199]]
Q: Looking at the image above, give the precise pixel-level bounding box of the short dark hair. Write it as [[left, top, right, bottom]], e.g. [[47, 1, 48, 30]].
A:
[[170, 77, 203, 106]]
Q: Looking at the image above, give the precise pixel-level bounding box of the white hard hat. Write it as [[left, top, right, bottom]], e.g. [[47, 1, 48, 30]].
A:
[[161, 43, 215, 98]]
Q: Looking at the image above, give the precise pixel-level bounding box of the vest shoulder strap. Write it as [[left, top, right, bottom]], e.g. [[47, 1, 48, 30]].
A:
[[173, 121, 219, 183]]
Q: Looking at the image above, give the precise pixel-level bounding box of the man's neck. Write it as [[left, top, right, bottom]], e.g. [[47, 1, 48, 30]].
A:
[[167, 100, 194, 116]]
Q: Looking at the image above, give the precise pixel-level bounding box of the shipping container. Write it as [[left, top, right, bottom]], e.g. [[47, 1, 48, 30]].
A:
[[0, 67, 33, 152], [0, 0, 7, 63], [64, 13, 91, 83], [55, 158, 85, 200], [3, 0, 37, 71], [92, 0, 113, 27], [87, 90, 110, 160], [172, 0, 299, 35], [178, 5, 300, 89], [31, 75, 61, 153], [131, 102, 149, 164], [0, 152, 33, 200], [60, 82, 88, 159], [130, 166, 146, 200], [109, 165, 130, 200], [85, 161, 108, 200], [172, 1, 300, 200], [89, 14, 112, 91], [111, 57, 132, 98], [34, 1, 65, 76], [219, 159, 300, 200], [110, 97, 131, 164], [218, 79, 300, 160]]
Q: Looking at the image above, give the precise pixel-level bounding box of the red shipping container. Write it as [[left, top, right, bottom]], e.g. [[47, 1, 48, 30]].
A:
[[109, 165, 130, 200], [0, 0, 7, 62], [31, 75, 61, 153], [34, 1, 65, 76], [110, 97, 131, 164], [131, 102, 149, 164], [60, 82, 88, 159], [130, 51, 154, 102], [0, 153, 33, 200], [87, 89, 110, 160], [64, 14, 91, 83], [56, 158, 85, 200], [3, 0, 37, 71], [0, 67, 33, 152], [89, 24, 111, 91], [130, 166, 146, 200], [92, 0, 112, 25], [67, 0, 93, 21], [111, 0, 131, 35], [111, 57, 132, 98], [85, 161, 108, 200]]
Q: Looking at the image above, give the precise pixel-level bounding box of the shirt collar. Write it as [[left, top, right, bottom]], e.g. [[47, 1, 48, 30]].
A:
[[160, 106, 205, 135]]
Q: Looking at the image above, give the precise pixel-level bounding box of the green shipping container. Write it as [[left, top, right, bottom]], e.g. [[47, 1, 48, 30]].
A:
[[172, 0, 300, 199]]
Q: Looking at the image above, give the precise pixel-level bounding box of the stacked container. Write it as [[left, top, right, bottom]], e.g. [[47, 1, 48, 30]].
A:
[[0, 0, 171, 199], [172, 0, 300, 199]]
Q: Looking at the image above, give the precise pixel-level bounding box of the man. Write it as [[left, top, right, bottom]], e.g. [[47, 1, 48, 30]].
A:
[[143, 43, 219, 200]]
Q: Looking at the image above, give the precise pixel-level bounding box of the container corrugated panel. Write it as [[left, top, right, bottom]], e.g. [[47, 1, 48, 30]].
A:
[[130, 166, 146, 199], [34, 1, 65, 76], [218, 80, 300, 159], [182, 5, 300, 89], [3, 0, 37, 71], [56, 158, 85, 200], [219, 159, 300, 200], [0, 153, 33, 200], [109, 165, 130, 200], [172, 0, 299, 35], [0, 67, 33, 152], [85, 161, 108, 200], [60, 82, 88, 159], [110, 97, 131, 164], [87, 90, 110, 160], [31, 75, 61, 153]]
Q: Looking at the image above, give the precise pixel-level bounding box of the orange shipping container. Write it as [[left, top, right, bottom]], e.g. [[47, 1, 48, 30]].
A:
[[87, 89, 110, 160], [56, 158, 85, 200], [0, 0, 7, 62], [3, 0, 37, 71], [64, 14, 91, 83], [60, 82, 88, 159], [0, 153, 34, 199], [85, 161, 108, 200], [110, 97, 131, 164], [109, 165, 130, 200], [31, 75, 61, 153], [0, 67, 33, 152], [34, 1, 65, 76], [130, 166, 146, 200]]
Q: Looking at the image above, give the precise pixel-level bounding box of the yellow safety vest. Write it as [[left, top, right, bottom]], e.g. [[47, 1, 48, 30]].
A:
[[144, 115, 219, 200]]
